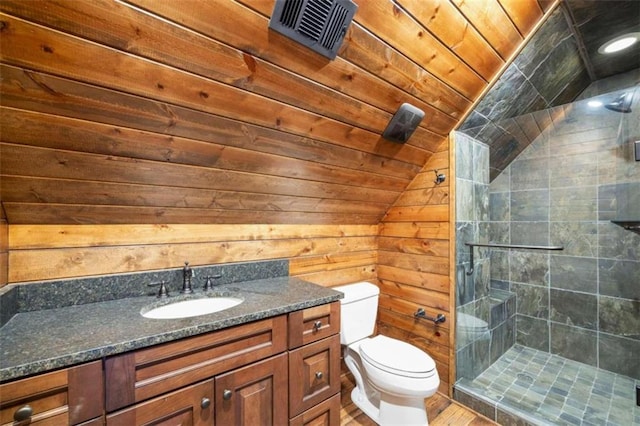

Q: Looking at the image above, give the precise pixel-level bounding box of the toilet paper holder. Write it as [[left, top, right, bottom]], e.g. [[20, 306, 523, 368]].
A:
[[414, 308, 446, 324]]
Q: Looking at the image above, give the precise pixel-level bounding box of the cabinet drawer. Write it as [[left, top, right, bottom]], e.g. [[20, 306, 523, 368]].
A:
[[289, 393, 340, 426], [288, 302, 340, 349], [106, 379, 213, 426], [0, 360, 103, 426], [289, 334, 341, 418], [105, 315, 287, 411]]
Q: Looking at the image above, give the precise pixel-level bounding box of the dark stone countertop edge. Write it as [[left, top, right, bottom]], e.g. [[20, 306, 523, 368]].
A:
[[0, 278, 342, 382]]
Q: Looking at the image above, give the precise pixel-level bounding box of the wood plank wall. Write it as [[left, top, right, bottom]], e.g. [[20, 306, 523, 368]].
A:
[[0, 0, 544, 226], [377, 139, 453, 394], [0, 0, 551, 396], [7, 224, 378, 284]]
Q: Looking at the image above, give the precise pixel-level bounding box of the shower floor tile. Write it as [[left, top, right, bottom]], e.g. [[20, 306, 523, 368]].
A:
[[456, 345, 640, 425]]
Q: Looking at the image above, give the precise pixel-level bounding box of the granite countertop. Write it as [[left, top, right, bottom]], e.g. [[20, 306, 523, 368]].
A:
[[0, 277, 342, 382]]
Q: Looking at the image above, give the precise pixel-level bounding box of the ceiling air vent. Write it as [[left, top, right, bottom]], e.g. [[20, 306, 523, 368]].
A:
[[269, 0, 357, 60], [382, 103, 425, 144]]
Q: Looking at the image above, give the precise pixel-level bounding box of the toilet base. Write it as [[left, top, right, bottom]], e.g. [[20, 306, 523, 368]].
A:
[[379, 393, 428, 426], [350, 387, 429, 426], [350, 387, 380, 423]]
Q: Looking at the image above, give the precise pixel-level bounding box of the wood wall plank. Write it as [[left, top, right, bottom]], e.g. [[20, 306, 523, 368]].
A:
[[9, 224, 378, 249], [7, 225, 377, 282], [377, 148, 452, 396]]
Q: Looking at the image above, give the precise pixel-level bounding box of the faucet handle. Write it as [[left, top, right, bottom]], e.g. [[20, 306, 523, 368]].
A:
[[203, 275, 222, 291], [148, 281, 170, 298]]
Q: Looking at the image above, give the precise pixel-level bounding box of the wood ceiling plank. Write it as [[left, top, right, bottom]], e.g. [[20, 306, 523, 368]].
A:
[[0, 14, 434, 162], [0, 64, 431, 168], [128, 0, 460, 133], [341, 24, 472, 119], [0, 108, 410, 190], [398, 0, 504, 82], [0, 0, 453, 138], [353, 0, 487, 99], [0, 65, 429, 172], [451, 0, 523, 60], [498, 0, 544, 37]]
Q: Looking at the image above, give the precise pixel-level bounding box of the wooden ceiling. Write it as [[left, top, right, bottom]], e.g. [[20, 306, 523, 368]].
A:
[[0, 0, 550, 225]]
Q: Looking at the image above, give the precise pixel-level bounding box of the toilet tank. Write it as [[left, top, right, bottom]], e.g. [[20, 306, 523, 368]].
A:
[[333, 282, 380, 345]]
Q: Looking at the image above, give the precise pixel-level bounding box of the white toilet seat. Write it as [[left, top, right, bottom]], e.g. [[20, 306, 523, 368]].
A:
[[359, 335, 436, 378]]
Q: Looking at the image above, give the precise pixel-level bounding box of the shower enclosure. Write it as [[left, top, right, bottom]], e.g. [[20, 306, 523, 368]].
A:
[[453, 77, 640, 425]]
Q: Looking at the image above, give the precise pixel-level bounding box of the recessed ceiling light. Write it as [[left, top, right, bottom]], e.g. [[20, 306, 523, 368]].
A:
[[598, 32, 640, 54], [587, 100, 603, 108]]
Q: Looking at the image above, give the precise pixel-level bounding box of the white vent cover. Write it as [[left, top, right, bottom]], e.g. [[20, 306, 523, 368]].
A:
[[269, 0, 357, 60], [382, 103, 425, 143]]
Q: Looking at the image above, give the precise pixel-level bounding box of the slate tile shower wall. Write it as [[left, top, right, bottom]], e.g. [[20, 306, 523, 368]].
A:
[[488, 83, 640, 380], [455, 133, 515, 380]]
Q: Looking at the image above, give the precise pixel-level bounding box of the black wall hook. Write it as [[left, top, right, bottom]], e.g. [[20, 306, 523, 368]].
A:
[[434, 170, 446, 185]]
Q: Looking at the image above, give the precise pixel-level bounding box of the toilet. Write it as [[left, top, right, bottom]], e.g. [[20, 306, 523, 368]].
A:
[[334, 282, 440, 426], [456, 312, 490, 345]]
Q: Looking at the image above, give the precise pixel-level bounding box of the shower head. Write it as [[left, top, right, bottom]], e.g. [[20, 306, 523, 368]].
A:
[[604, 91, 633, 113]]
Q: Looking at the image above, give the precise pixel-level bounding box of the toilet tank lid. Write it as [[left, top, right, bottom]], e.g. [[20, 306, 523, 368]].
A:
[[332, 282, 379, 304]]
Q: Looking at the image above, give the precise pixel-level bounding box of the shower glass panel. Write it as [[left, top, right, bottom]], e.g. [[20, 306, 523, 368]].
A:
[[453, 80, 640, 425]]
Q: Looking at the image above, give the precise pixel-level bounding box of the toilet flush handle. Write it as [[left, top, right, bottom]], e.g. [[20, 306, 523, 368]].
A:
[[414, 308, 446, 324]]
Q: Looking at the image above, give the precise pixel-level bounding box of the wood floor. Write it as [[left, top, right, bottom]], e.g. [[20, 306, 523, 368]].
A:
[[339, 374, 497, 426]]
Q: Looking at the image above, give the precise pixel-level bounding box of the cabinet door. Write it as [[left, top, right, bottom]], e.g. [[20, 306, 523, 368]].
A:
[[106, 380, 213, 426], [215, 353, 288, 426], [288, 335, 341, 418]]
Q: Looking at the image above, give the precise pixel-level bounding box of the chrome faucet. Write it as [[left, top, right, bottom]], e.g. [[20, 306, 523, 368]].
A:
[[181, 261, 194, 294]]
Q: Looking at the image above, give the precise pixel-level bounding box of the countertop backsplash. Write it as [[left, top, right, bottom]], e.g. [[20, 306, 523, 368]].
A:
[[0, 259, 288, 327]]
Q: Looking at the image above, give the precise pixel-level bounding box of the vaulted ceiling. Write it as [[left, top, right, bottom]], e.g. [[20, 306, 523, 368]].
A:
[[0, 0, 550, 224], [458, 0, 640, 179]]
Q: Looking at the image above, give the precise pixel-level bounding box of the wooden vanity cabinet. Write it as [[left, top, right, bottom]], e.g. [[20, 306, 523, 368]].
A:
[[2, 301, 341, 426], [0, 360, 103, 426]]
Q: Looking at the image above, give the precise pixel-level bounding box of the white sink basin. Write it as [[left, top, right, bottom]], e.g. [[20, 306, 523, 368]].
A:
[[142, 297, 243, 319]]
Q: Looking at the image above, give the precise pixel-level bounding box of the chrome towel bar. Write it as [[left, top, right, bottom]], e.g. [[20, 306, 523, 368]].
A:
[[464, 242, 564, 276]]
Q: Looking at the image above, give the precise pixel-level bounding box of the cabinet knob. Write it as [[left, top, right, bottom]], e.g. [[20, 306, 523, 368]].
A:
[[201, 397, 211, 409], [315, 371, 323, 380], [313, 320, 322, 330], [223, 389, 233, 400], [14, 405, 33, 422]]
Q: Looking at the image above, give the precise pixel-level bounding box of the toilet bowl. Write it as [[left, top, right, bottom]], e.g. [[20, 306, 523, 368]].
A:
[[334, 282, 440, 426], [457, 312, 490, 345]]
